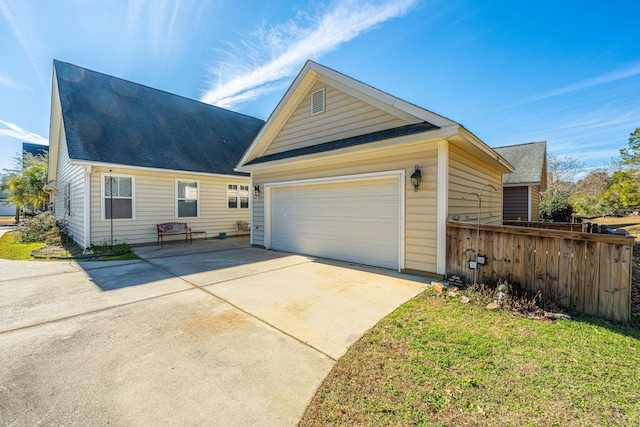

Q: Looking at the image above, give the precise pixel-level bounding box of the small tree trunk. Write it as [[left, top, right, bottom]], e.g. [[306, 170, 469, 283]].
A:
[[14, 205, 20, 224]]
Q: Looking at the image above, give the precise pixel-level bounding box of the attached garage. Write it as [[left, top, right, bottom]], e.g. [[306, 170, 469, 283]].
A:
[[236, 61, 512, 276], [267, 173, 402, 270]]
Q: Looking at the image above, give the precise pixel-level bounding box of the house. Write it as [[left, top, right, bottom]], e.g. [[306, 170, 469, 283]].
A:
[[23, 142, 49, 158], [493, 142, 547, 221], [236, 61, 513, 276], [47, 60, 264, 247]]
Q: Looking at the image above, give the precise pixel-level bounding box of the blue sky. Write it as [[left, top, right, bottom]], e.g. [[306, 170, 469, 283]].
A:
[[1, 0, 639, 177]]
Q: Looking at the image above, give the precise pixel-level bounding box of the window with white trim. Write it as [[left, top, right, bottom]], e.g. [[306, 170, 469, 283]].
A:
[[177, 180, 199, 218], [103, 174, 134, 219], [227, 184, 249, 209]]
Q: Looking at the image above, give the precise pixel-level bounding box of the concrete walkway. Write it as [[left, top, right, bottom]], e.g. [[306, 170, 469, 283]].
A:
[[0, 237, 432, 426]]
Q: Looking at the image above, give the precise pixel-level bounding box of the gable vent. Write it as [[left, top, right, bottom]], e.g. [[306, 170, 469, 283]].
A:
[[311, 88, 325, 115]]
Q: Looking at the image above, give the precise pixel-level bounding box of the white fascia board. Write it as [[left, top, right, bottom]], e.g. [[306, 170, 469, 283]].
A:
[[68, 159, 250, 180], [309, 62, 457, 128], [235, 126, 458, 173], [458, 127, 514, 173], [237, 62, 318, 167], [48, 68, 61, 183]]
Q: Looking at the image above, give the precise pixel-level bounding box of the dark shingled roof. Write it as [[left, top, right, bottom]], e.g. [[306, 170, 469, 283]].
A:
[[23, 142, 49, 157], [54, 60, 264, 176], [493, 141, 546, 185], [246, 121, 439, 166]]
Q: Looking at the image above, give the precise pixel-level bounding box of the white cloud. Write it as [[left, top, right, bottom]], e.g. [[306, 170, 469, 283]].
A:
[[201, 0, 418, 108], [0, 120, 47, 144], [0, 0, 41, 79], [0, 74, 31, 91], [513, 62, 640, 107]]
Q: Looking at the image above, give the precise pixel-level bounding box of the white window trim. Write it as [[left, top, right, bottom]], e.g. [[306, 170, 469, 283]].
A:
[[100, 173, 135, 221], [175, 179, 200, 218], [226, 182, 250, 210]]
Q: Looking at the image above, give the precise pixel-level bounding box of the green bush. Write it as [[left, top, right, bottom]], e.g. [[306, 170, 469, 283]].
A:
[[539, 192, 574, 222], [16, 212, 57, 243]]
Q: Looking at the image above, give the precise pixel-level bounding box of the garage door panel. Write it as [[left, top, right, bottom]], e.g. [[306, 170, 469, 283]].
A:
[[271, 177, 400, 270]]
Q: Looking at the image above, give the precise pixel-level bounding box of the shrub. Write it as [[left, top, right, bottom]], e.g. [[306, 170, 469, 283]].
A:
[[16, 212, 57, 243], [539, 191, 574, 222]]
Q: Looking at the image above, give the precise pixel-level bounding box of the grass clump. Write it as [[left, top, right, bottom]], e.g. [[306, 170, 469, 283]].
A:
[[300, 288, 640, 426]]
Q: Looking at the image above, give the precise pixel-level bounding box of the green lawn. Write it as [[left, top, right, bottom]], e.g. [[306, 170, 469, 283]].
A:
[[301, 289, 640, 426], [0, 231, 44, 260]]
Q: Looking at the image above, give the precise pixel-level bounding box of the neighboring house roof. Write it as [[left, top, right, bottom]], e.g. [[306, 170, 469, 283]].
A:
[[23, 142, 48, 157], [236, 60, 513, 173], [53, 60, 264, 176], [493, 141, 547, 189]]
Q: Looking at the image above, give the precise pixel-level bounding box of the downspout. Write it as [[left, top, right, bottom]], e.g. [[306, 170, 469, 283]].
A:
[[527, 186, 532, 222], [83, 165, 91, 249]]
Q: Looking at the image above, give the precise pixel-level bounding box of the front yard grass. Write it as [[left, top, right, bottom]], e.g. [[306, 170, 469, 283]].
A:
[[0, 231, 138, 261], [301, 289, 640, 426], [0, 232, 44, 260]]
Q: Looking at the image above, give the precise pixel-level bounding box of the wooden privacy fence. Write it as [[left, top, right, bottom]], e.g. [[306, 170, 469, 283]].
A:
[[503, 221, 585, 232], [446, 221, 635, 323]]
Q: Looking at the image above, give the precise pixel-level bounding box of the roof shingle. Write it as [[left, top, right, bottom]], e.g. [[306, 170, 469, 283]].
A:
[[55, 60, 264, 176]]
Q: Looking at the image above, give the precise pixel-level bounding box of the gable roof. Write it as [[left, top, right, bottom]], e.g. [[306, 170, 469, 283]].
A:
[[493, 141, 547, 188], [236, 60, 513, 173], [53, 60, 264, 176]]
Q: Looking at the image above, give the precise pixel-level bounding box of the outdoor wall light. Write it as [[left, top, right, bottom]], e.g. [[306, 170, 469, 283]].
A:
[[253, 185, 261, 199], [410, 165, 422, 192]]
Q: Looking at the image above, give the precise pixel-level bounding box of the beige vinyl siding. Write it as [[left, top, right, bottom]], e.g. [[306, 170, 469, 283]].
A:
[[89, 167, 250, 245], [252, 142, 439, 273], [263, 81, 418, 157], [530, 185, 540, 221], [503, 186, 529, 221], [448, 145, 503, 224], [52, 125, 85, 246]]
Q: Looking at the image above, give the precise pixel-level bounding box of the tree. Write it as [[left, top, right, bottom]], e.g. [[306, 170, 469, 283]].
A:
[[539, 154, 581, 221], [620, 127, 640, 167], [0, 151, 49, 222], [571, 170, 610, 217]]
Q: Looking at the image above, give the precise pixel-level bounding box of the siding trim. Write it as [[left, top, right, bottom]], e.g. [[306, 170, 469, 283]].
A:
[[70, 159, 246, 180], [437, 140, 449, 275], [527, 186, 532, 221], [83, 165, 91, 248], [263, 169, 406, 272]]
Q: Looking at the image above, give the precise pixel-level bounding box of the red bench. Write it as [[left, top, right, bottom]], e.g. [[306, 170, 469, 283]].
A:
[[157, 222, 192, 246]]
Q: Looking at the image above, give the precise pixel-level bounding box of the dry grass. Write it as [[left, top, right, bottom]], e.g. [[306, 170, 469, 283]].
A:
[[300, 289, 640, 427]]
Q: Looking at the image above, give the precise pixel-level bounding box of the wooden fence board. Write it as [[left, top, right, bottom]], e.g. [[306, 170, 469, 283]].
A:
[[512, 233, 525, 290], [534, 236, 548, 297], [613, 245, 631, 323], [598, 244, 615, 320], [546, 238, 560, 303], [479, 230, 492, 285], [502, 232, 514, 283], [524, 235, 536, 295], [584, 242, 600, 316], [570, 241, 586, 313], [557, 239, 573, 309]]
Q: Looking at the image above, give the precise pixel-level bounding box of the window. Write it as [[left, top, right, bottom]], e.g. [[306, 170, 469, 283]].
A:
[[227, 184, 249, 209], [311, 88, 325, 115], [103, 174, 134, 220], [177, 180, 199, 218]]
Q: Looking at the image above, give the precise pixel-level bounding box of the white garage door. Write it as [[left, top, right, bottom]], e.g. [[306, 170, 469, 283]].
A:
[[270, 177, 400, 270]]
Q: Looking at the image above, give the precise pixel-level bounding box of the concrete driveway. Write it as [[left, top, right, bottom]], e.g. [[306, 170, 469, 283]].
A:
[[0, 238, 432, 426]]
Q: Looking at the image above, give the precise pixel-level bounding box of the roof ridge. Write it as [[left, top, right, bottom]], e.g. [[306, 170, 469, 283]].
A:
[[493, 141, 546, 149], [53, 59, 264, 123]]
